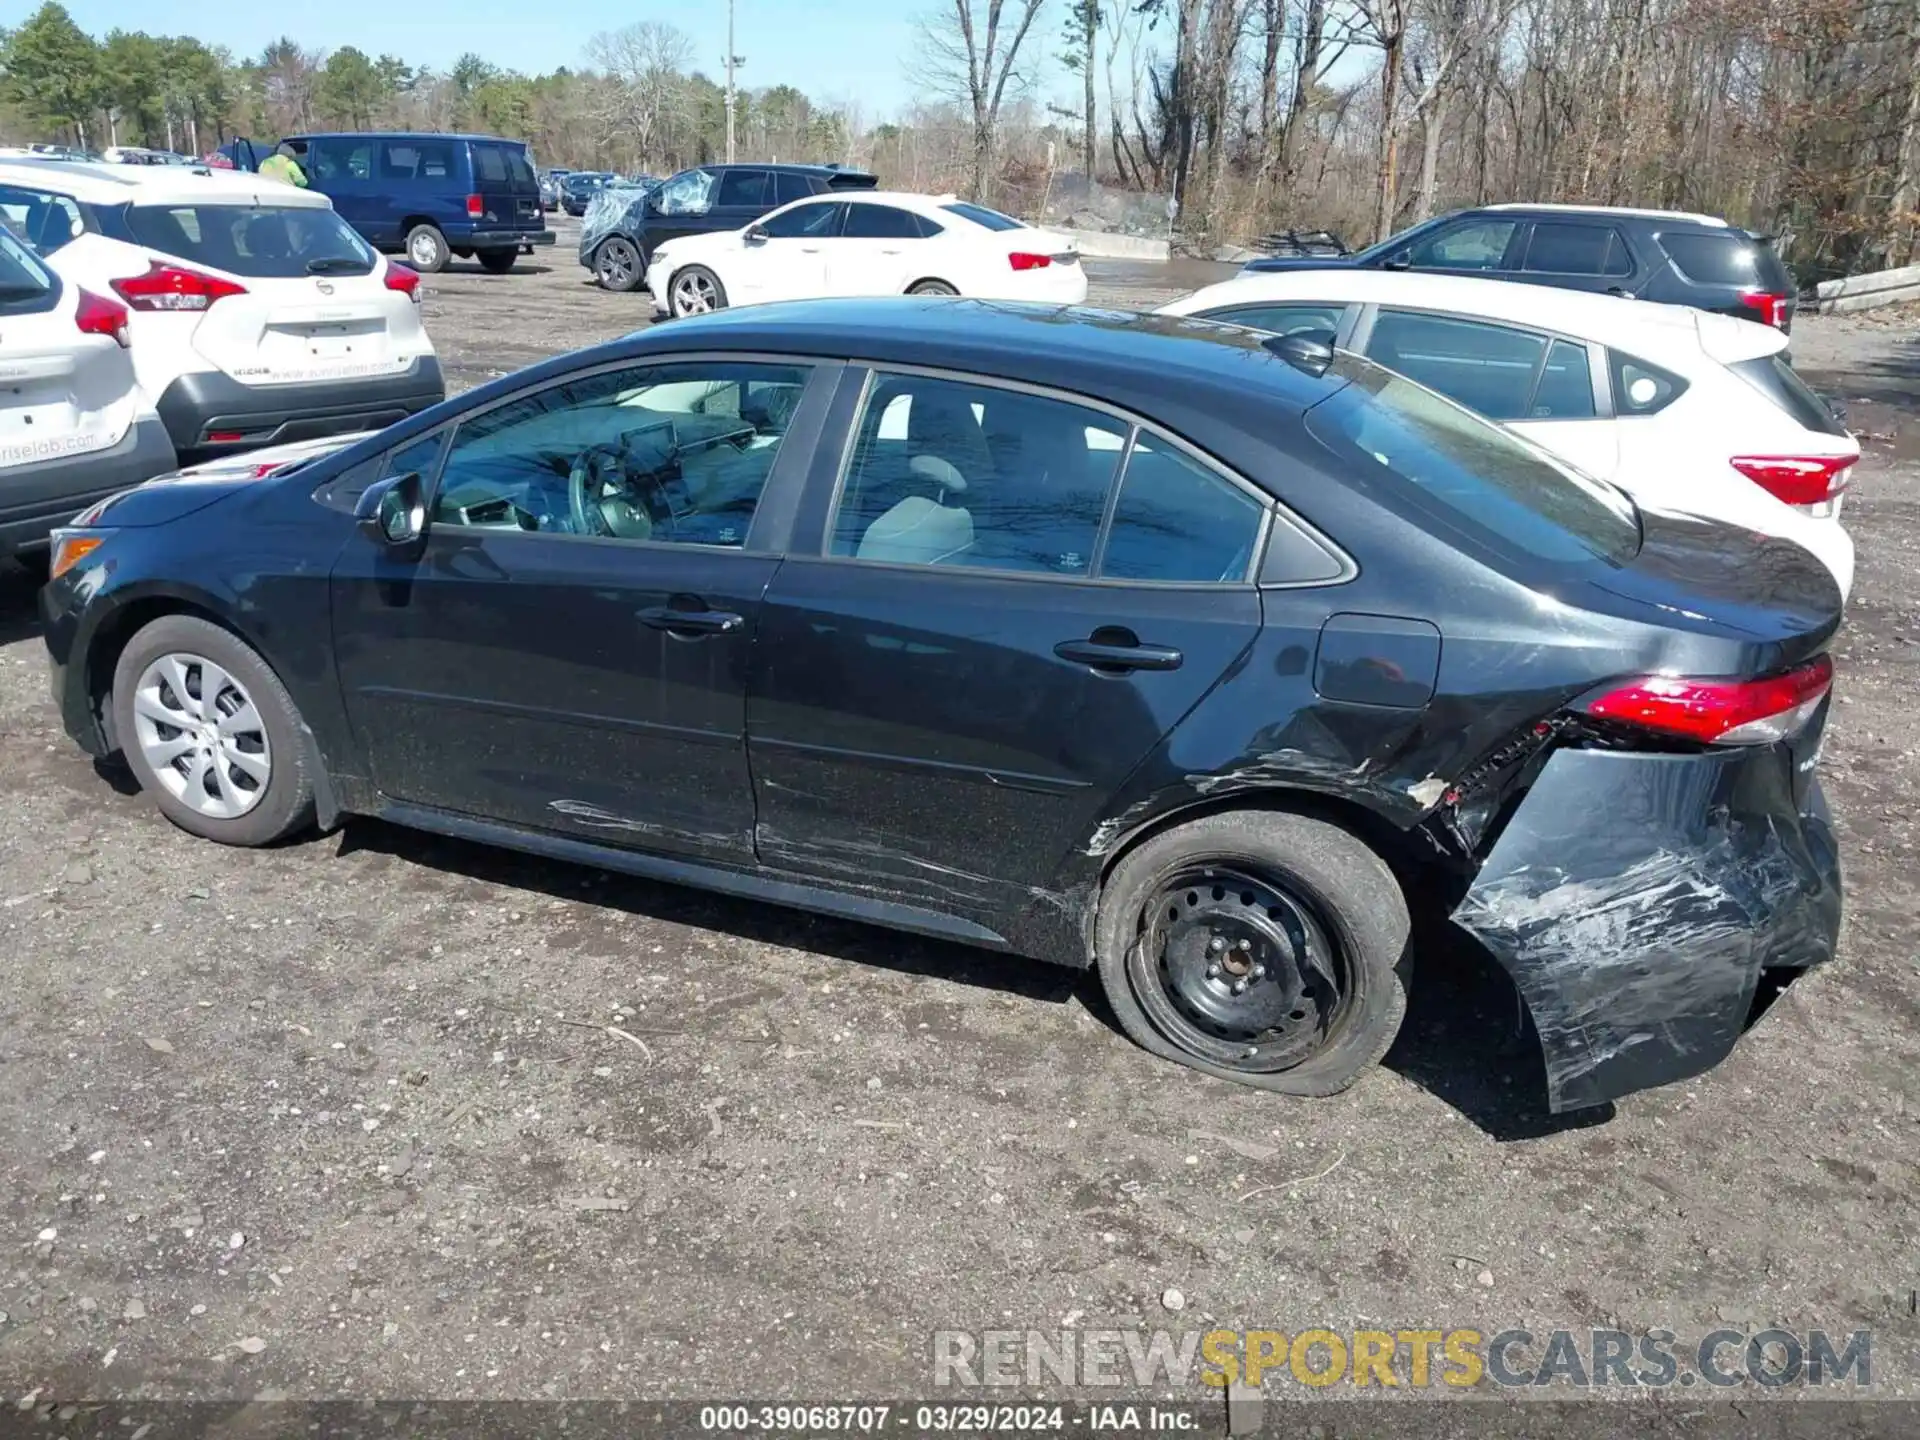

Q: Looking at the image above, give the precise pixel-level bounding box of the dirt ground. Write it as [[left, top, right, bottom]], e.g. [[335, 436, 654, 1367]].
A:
[[1, 222, 1917, 1422]]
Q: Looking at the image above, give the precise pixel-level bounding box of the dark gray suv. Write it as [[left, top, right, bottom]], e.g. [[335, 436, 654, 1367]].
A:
[[1244, 204, 1800, 332]]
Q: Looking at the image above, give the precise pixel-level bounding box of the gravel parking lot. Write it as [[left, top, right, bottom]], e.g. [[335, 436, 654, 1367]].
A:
[[2, 222, 1917, 1419]]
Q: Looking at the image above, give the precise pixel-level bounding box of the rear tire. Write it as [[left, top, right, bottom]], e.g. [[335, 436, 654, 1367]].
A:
[[110, 615, 315, 848], [668, 265, 728, 317], [594, 237, 644, 292], [476, 248, 517, 274], [908, 279, 958, 296], [404, 224, 450, 274], [1094, 810, 1410, 1098]]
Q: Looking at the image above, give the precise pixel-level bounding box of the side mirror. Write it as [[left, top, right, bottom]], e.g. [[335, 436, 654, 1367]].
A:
[[1264, 332, 1336, 378], [1381, 250, 1412, 270], [355, 470, 427, 549], [744, 223, 769, 244]]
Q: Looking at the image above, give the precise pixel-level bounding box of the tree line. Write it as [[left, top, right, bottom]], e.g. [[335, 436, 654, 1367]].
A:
[[3, 0, 1914, 280]]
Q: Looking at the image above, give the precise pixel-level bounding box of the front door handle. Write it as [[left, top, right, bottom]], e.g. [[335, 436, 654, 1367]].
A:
[[1054, 635, 1184, 673], [639, 605, 744, 637]]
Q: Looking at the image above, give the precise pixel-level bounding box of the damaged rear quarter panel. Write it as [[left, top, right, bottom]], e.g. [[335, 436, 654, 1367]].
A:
[[1453, 744, 1841, 1113]]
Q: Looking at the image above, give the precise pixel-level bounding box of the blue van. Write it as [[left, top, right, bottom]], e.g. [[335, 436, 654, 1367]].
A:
[[225, 132, 554, 274]]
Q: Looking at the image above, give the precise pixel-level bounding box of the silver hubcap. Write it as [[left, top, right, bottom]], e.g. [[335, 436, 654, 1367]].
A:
[[131, 653, 271, 820], [409, 233, 438, 266], [602, 246, 633, 284], [672, 272, 716, 314]]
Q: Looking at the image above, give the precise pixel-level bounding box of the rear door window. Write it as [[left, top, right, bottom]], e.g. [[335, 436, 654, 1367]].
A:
[[841, 205, 926, 240], [1365, 311, 1548, 421], [123, 205, 376, 277], [1530, 340, 1597, 418], [716, 170, 773, 210], [773, 171, 813, 206], [1305, 357, 1640, 566], [473, 144, 510, 187], [1522, 223, 1633, 277], [1101, 436, 1266, 583]]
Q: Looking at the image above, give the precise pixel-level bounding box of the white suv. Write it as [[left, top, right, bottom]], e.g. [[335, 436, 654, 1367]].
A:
[[0, 159, 443, 463], [0, 223, 175, 561]]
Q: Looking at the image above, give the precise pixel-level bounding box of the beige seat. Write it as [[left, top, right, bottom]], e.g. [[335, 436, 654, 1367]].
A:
[[857, 455, 974, 565]]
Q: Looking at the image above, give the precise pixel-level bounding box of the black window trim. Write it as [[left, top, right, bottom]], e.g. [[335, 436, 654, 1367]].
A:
[[1347, 303, 1610, 422], [1601, 346, 1691, 419], [802, 361, 1362, 590], [367, 349, 844, 558]]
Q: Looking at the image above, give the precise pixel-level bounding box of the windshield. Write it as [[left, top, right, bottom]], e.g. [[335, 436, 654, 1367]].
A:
[[125, 204, 376, 278], [1305, 354, 1640, 567]]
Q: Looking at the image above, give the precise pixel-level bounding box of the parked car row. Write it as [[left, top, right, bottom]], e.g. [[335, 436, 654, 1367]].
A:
[[0, 156, 445, 563]]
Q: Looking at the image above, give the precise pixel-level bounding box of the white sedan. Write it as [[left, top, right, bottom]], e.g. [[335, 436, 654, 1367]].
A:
[[1158, 268, 1859, 596], [647, 192, 1088, 318]]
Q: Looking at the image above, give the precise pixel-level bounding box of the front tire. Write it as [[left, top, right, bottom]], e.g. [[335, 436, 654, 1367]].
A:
[[111, 615, 315, 848], [668, 265, 727, 317], [908, 279, 958, 296], [476, 248, 517, 274], [1095, 810, 1409, 1098], [404, 224, 450, 274], [595, 237, 644, 292]]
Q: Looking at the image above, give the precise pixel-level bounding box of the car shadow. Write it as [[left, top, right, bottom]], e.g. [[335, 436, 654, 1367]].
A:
[[0, 561, 46, 645], [437, 261, 555, 278], [331, 814, 1602, 1134], [1383, 918, 1615, 1141], [332, 816, 1080, 1004]]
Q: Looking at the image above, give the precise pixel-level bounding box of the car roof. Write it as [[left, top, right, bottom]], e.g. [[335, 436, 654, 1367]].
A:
[[636, 297, 1340, 407], [705, 162, 878, 179], [1165, 269, 1784, 359], [287, 131, 522, 145], [0, 158, 337, 209], [1479, 202, 1732, 229]]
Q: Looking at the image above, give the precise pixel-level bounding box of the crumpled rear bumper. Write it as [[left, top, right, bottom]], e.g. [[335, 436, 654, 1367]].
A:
[[1452, 744, 1841, 1112]]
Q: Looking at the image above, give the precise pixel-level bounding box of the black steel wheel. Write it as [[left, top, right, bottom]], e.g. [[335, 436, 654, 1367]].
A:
[[1096, 810, 1409, 1097], [1128, 865, 1347, 1073]]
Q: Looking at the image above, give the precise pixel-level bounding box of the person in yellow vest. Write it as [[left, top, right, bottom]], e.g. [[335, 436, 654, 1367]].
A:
[[258, 143, 308, 188]]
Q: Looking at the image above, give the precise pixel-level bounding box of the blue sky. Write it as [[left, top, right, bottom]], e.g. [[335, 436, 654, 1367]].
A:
[[57, 0, 1027, 119]]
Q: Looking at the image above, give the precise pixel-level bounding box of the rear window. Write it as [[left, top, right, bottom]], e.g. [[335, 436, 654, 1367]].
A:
[[942, 201, 1024, 232], [473, 145, 509, 186], [1305, 357, 1640, 567], [124, 204, 376, 278], [1731, 354, 1848, 438], [1659, 231, 1770, 287]]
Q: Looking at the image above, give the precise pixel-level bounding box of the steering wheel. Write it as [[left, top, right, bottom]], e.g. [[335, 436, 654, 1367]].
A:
[[568, 445, 661, 540]]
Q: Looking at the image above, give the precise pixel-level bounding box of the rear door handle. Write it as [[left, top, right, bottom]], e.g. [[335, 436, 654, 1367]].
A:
[[1054, 638, 1184, 673], [639, 605, 744, 636]]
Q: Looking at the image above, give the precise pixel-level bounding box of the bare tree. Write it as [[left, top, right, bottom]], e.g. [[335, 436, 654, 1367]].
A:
[[587, 21, 694, 171], [910, 0, 1050, 198]]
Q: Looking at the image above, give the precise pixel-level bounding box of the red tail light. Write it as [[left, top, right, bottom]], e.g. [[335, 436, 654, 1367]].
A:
[[384, 263, 422, 304], [1729, 454, 1854, 507], [1581, 655, 1832, 746], [73, 289, 130, 347], [1008, 252, 1052, 271], [1739, 289, 1789, 329], [466, 193, 485, 217], [110, 261, 246, 312]]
